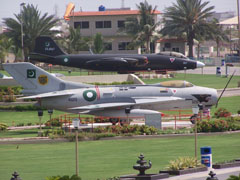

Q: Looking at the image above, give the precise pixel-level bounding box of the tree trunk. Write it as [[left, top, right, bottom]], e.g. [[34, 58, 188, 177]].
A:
[[187, 29, 194, 58], [188, 39, 194, 58], [197, 43, 200, 59], [146, 38, 150, 54], [216, 39, 220, 57]]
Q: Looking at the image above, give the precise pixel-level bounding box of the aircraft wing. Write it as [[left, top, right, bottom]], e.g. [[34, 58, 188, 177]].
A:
[[133, 96, 183, 104], [18, 90, 73, 99], [69, 96, 184, 111]]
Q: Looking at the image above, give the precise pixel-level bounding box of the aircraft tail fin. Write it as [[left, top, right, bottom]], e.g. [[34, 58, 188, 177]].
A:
[[3, 62, 90, 95], [33, 36, 65, 56]]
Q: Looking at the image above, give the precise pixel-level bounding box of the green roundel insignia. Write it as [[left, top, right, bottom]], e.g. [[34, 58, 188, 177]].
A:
[[63, 57, 69, 63], [83, 90, 97, 102]]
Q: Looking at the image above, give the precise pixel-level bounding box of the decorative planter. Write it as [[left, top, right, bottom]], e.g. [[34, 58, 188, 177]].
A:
[[159, 166, 208, 175], [213, 160, 240, 169]]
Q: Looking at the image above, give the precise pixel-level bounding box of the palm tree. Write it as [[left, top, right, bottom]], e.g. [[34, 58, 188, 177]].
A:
[[60, 27, 88, 54], [123, 1, 159, 53], [3, 4, 59, 61], [209, 19, 229, 57], [160, 0, 214, 58], [92, 33, 105, 54]]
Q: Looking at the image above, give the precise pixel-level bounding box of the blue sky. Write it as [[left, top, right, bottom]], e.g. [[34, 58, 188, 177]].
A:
[[1, 0, 237, 23]]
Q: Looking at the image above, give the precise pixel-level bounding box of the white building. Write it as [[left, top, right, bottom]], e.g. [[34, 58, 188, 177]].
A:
[[67, 7, 161, 54]]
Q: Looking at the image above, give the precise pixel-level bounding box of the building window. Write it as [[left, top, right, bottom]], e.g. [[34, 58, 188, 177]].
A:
[[74, 21, 89, 29], [96, 21, 103, 28], [118, 42, 133, 50], [96, 21, 111, 28], [104, 42, 112, 51], [117, 20, 125, 28], [104, 21, 111, 28], [172, 47, 180, 52]]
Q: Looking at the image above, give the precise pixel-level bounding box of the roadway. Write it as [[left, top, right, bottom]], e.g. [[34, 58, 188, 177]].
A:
[[180, 65, 240, 76]]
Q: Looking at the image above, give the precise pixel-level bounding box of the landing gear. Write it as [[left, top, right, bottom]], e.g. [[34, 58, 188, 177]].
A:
[[190, 114, 198, 124]]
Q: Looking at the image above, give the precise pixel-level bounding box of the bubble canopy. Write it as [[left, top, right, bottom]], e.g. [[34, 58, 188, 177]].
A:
[[158, 80, 194, 88]]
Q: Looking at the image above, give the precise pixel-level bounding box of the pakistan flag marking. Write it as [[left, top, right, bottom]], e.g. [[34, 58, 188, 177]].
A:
[[27, 69, 36, 78], [83, 90, 97, 102]]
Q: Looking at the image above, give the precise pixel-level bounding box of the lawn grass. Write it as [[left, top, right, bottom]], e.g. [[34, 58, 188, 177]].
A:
[[0, 133, 239, 180], [210, 96, 240, 115], [0, 129, 39, 138], [142, 73, 240, 89], [0, 109, 65, 126]]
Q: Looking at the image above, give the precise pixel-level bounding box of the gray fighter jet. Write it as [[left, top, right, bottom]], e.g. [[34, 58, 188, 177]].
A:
[[3, 63, 217, 118]]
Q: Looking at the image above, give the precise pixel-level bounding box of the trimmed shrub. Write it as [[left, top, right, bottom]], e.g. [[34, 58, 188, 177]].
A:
[[0, 123, 8, 131], [197, 119, 237, 132], [166, 157, 202, 171], [214, 108, 231, 118], [45, 175, 81, 180], [45, 118, 63, 127]]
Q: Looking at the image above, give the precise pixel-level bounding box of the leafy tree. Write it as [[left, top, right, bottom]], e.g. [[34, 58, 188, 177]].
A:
[[0, 34, 14, 69], [160, 0, 214, 58], [209, 19, 229, 57], [123, 1, 160, 53], [3, 4, 59, 61], [92, 33, 105, 54]]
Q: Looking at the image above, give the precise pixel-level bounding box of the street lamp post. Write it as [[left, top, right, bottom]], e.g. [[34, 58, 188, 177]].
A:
[[73, 118, 80, 177], [48, 109, 53, 128], [192, 105, 199, 165], [237, 0, 240, 56], [20, 3, 25, 61], [37, 110, 43, 137]]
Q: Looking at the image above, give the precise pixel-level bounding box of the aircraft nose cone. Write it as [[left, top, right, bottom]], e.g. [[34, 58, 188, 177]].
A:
[[196, 61, 205, 68]]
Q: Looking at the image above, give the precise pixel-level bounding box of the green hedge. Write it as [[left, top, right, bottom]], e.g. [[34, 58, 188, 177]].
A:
[[0, 86, 22, 95], [0, 104, 45, 111], [197, 118, 240, 132]]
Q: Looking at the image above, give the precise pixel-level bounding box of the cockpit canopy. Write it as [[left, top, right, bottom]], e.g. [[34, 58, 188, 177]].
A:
[[158, 80, 194, 88], [157, 51, 188, 59]]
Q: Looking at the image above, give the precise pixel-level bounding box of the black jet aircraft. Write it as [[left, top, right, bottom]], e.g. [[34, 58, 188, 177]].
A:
[[29, 36, 204, 73]]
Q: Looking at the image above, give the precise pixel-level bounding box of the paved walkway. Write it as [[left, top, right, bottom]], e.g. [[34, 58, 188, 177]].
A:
[[162, 167, 240, 180]]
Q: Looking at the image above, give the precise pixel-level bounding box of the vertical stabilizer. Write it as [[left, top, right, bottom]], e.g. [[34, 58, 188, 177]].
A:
[[33, 36, 65, 56], [3, 62, 89, 95]]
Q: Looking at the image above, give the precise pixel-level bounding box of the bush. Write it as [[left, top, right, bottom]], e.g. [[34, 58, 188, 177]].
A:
[[45, 118, 63, 127], [0, 86, 22, 95], [214, 108, 231, 118], [197, 119, 235, 132], [0, 104, 46, 111], [166, 157, 202, 171], [93, 125, 158, 135], [45, 175, 81, 180], [0, 123, 8, 131], [64, 132, 116, 141], [16, 123, 24, 127], [43, 128, 65, 137]]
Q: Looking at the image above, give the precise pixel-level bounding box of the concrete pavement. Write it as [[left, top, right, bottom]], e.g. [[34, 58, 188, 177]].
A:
[[161, 167, 240, 180], [179, 66, 240, 76]]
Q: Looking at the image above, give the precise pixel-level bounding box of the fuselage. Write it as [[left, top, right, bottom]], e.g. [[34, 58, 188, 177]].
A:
[[40, 83, 218, 115], [30, 53, 199, 72]]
